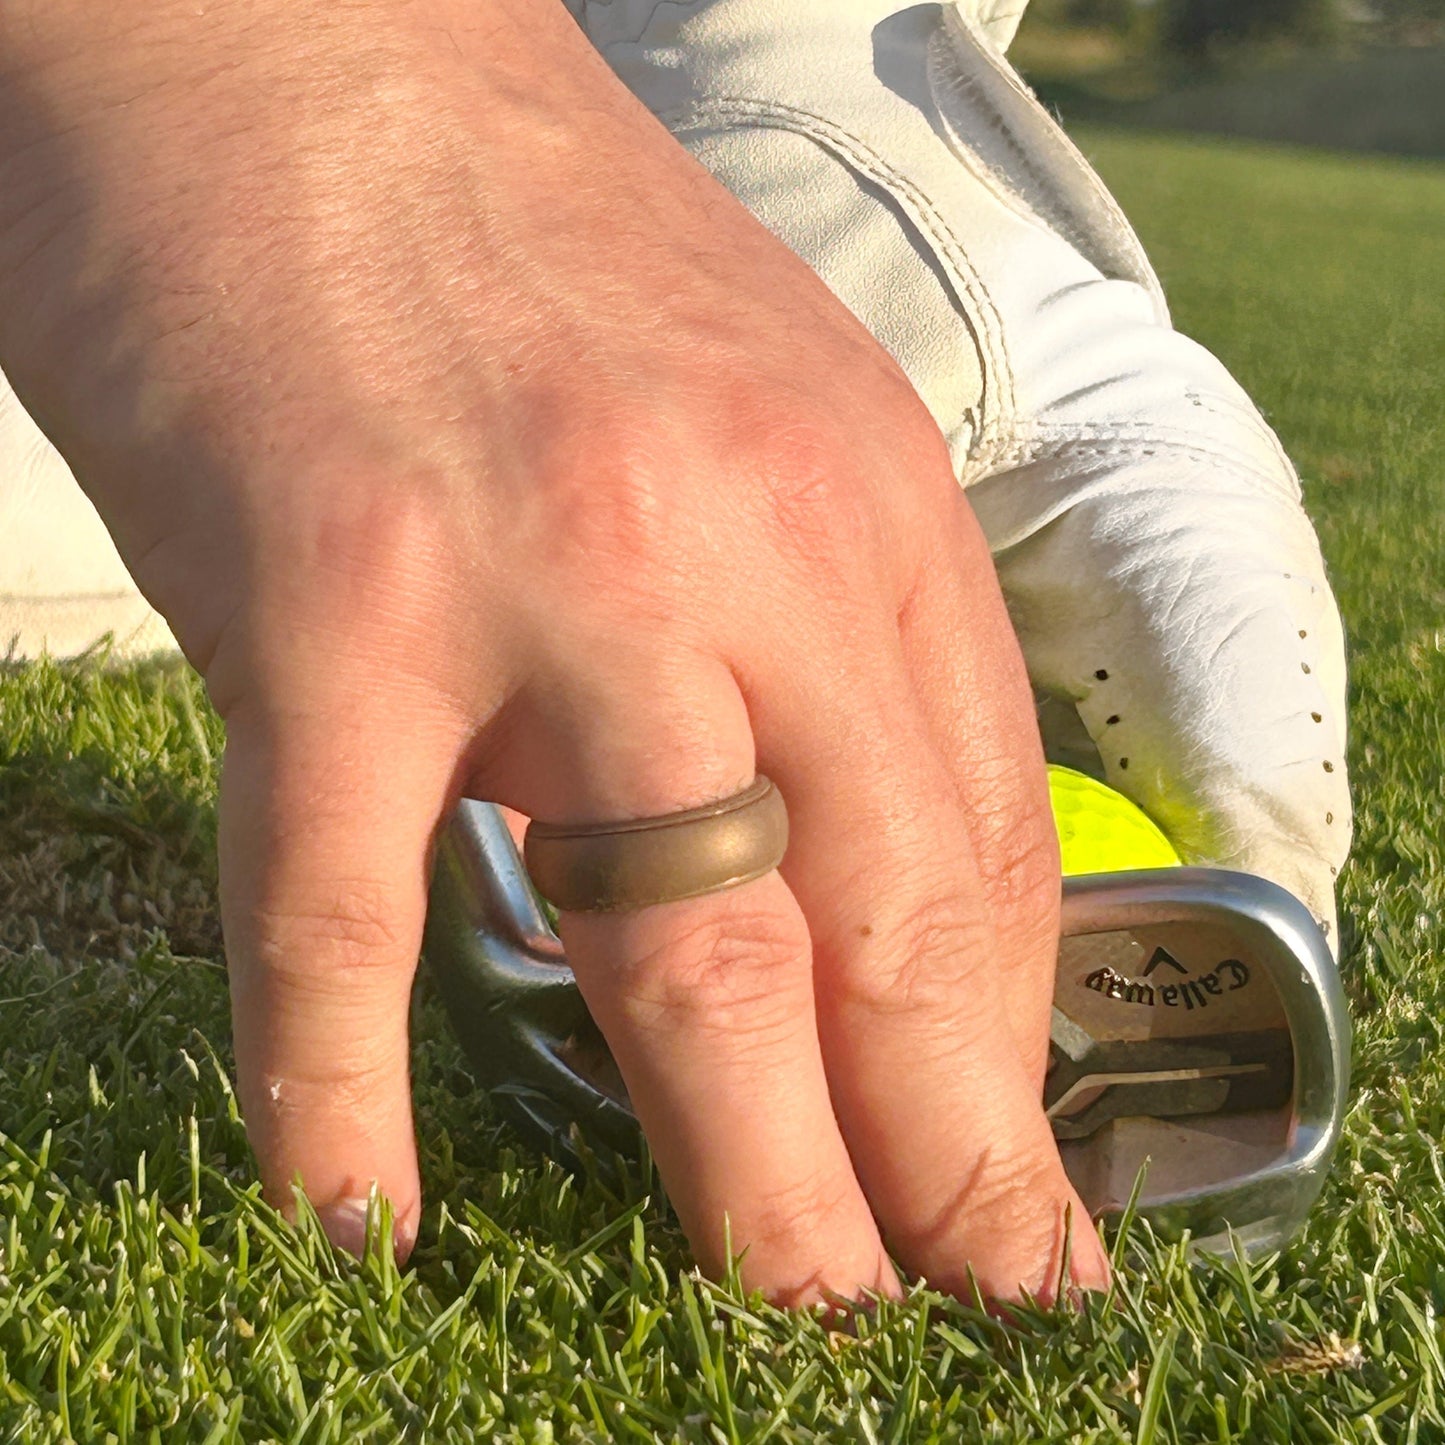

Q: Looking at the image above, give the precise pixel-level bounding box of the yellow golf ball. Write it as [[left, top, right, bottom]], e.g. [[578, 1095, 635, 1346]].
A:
[[1047, 764, 1180, 877]]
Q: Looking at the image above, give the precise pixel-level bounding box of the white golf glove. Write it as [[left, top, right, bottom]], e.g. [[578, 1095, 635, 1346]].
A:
[[0, 0, 1351, 946]]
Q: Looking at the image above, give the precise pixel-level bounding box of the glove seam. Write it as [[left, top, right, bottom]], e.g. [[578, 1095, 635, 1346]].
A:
[[987, 425, 1305, 504]]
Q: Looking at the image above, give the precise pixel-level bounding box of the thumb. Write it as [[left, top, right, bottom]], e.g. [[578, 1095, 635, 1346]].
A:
[[218, 686, 468, 1261]]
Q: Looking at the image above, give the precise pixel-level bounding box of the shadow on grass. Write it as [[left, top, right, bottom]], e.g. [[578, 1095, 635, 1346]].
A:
[[0, 653, 236, 1196], [0, 651, 583, 1243], [0, 653, 223, 963]]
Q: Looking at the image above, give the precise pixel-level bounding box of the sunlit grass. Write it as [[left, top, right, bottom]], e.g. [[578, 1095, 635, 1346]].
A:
[[3, 132, 1444, 1440]]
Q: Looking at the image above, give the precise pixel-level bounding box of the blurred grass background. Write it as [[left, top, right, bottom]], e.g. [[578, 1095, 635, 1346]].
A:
[[1013, 0, 1445, 156]]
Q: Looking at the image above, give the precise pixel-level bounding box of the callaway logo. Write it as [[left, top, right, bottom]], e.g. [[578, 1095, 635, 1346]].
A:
[[1084, 950, 1251, 1011]]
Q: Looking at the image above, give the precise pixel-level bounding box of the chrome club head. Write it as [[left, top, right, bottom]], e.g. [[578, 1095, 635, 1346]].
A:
[[424, 800, 1350, 1256]]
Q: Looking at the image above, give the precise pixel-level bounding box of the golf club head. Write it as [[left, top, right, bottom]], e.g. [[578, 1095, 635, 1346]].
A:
[[423, 800, 1350, 1256]]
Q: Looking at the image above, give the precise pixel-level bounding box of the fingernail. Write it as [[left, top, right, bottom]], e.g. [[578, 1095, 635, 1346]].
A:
[[317, 1196, 374, 1257], [394, 1210, 419, 1262], [317, 1195, 419, 1262], [1062, 1224, 1112, 1301]]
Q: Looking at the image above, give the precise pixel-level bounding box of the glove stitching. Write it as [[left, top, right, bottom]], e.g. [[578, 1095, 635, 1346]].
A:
[[936, 2, 1170, 323], [926, 31, 1104, 276], [1177, 386, 1300, 480], [989, 426, 1305, 503]]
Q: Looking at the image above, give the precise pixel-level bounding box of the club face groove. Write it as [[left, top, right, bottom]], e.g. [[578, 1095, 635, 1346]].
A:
[[424, 801, 1350, 1256]]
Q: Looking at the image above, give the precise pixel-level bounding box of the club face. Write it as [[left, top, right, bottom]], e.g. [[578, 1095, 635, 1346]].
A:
[[1050, 871, 1349, 1253], [424, 801, 1350, 1256]]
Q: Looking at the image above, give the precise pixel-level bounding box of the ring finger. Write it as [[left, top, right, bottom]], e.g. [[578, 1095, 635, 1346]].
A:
[[477, 642, 896, 1307]]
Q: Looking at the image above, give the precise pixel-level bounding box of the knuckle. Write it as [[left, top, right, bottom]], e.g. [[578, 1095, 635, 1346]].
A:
[[615, 896, 809, 1034], [983, 802, 1061, 914], [532, 422, 685, 584], [752, 411, 883, 567], [837, 888, 994, 1017], [743, 392, 953, 604], [298, 466, 457, 601], [266, 1051, 395, 1118], [252, 877, 416, 981], [968, 778, 1063, 955], [969, 1141, 1061, 1214], [905, 1140, 1063, 1256], [524, 390, 937, 618], [239, 466, 476, 672], [751, 1167, 863, 1255]]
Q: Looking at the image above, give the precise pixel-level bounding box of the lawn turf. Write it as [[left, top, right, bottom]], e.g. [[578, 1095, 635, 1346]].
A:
[[2, 131, 1445, 1442]]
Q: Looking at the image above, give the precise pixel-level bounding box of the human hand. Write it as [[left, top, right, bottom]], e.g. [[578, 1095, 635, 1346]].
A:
[[0, 0, 1108, 1304]]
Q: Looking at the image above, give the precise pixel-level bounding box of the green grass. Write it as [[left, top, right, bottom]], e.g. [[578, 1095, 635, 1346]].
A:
[[3, 132, 1445, 1441]]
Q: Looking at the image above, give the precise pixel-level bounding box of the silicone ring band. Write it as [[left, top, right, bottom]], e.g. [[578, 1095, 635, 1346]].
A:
[[523, 775, 789, 913]]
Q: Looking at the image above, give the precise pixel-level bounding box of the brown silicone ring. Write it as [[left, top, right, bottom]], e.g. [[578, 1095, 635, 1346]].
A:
[[523, 775, 789, 914]]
